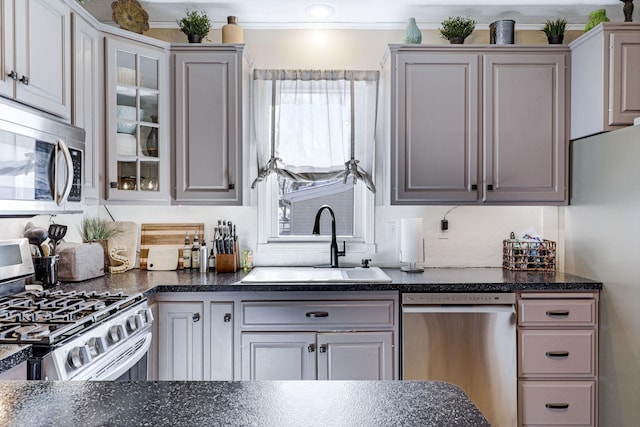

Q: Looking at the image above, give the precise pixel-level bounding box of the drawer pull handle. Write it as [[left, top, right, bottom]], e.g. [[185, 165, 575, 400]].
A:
[[545, 403, 570, 410], [546, 351, 570, 358], [306, 311, 329, 318], [546, 310, 570, 317]]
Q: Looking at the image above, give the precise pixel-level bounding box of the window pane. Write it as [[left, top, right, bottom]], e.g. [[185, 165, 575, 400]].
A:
[[278, 177, 354, 237]]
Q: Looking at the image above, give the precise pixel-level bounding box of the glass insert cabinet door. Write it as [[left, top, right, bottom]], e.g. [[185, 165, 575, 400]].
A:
[[105, 38, 169, 202]]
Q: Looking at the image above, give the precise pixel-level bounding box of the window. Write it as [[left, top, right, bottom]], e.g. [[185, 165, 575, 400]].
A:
[[252, 70, 378, 249]]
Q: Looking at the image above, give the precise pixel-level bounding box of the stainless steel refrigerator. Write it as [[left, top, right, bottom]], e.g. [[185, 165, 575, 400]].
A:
[[565, 124, 640, 427]]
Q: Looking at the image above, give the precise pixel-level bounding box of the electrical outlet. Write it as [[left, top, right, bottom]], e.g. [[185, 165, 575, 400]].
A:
[[387, 221, 397, 239]]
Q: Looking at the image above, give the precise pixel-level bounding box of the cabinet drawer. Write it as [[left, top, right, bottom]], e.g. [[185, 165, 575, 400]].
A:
[[519, 330, 596, 377], [518, 299, 596, 326], [519, 380, 595, 426], [241, 300, 394, 330]]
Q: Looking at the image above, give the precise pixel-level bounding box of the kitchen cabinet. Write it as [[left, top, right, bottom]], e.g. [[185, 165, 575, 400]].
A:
[[239, 293, 398, 381], [0, 0, 71, 119], [72, 13, 102, 204], [157, 300, 204, 380], [386, 45, 568, 205], [517, 292, 598, 427], [0, 361, 26, 380], [570, 23, 640, 139], [105, 36, 170, 203], [155, 294, 235, 381], [171, 45, 250, 205]]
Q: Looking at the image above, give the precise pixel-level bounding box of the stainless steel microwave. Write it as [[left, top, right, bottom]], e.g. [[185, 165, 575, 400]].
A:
[[0, 100, 85, 217]]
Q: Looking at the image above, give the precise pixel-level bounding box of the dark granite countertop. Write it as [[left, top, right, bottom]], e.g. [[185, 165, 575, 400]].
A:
[[0, 380, 489, 427]]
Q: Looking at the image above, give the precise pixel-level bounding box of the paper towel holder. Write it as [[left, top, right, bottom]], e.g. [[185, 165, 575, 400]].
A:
[[399, 218, 425, 273]]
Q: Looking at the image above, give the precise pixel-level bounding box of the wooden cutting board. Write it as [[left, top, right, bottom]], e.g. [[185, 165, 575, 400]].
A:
[[140, 223, 204, 270]]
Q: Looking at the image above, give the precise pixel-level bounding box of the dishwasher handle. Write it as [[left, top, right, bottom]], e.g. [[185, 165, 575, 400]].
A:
[[402, 305, 515, 314]]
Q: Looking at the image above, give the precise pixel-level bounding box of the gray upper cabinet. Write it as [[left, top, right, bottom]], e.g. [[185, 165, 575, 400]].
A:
[[570, 23, 640, 140], [0, 0, 71, 119], [387, 45, 568, 205], [172, 45, 249, 205]]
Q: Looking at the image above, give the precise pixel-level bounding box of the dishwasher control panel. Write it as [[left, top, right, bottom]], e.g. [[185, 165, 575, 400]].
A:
[[402, 292, 515, 305]]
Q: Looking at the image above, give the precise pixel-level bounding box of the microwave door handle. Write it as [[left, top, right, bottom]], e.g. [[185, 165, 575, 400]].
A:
[[55, 138, 74, 206]]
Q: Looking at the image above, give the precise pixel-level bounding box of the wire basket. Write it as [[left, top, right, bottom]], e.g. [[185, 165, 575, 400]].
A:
[[503, 239, 556, 271]]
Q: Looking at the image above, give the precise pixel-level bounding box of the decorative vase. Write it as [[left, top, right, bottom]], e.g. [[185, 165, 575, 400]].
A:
[[585, 9, 610, 32], [187, 34, 203, 43], [222, 16, 244, 43], [490, 20, 515, 44], [547, 34, 564, 44], [403, 17, 422, 44], [449, 37, 465, 44], [622, 0, 634, 22]]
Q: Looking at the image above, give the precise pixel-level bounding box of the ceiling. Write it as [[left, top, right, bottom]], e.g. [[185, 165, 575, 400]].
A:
[[82, 0, 628, 29]]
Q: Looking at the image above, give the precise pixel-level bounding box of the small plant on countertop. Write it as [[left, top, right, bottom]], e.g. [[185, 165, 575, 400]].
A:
[[79, 216, 124, 242], [439, 16, 476, 44]]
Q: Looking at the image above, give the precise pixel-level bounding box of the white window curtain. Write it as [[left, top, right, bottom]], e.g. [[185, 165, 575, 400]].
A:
[[251, 69, 379, 192]]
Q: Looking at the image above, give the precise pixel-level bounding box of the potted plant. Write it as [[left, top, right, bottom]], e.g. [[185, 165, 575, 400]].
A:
[[541, 18, 568, 44], [439, 16, 476, 44], [177, 9, 211, 43], [79, 216, 124, 271]]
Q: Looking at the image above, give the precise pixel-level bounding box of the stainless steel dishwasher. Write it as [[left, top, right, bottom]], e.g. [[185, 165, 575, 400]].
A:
[[402, 293, 517, 427]]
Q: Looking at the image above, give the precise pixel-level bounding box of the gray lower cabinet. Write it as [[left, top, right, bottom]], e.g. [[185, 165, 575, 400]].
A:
[[155, 294, 234, 381], [240, 331, 394, 380], [570, 23, 640, 139], [172, 45, 250, 205], [386, 45, 568, 204]]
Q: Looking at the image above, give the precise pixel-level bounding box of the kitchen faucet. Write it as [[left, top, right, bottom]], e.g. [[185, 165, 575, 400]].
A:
[[312, 205, 345, 268]]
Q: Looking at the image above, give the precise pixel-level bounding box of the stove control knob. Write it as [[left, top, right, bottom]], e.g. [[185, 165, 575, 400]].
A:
[[87, 337, 106, 358], [108, 324, 126, 344], [139, 308, 154, 325], [68, 345, 91, 370], [126, 314, 143, 333]]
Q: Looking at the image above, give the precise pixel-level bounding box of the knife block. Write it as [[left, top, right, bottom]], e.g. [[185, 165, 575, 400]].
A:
[[216, 254, 237, 273]]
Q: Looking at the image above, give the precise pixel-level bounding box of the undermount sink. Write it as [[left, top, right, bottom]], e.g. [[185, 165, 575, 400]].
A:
[[241, 267, 392, 283]]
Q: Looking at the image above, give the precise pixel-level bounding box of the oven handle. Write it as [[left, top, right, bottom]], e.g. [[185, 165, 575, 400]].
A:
[[402, 305, 515, 314], [55, 138, 74, 206]]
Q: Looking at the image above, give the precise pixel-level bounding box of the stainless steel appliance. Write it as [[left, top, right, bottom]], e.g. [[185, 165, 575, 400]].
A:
[[0, 100, 84, 217], [402, 292, 517, 427], [0, 239, 152, 381]]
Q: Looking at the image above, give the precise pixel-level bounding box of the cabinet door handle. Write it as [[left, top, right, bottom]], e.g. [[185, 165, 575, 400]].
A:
[[223, 313, 232, 322], [487, 184, 494, 191], [545, 351, 569, 358], [19, 75, 29, 85], [545, 403, 570, 409], [319, 344, 327, 353], [546, 310, 570, 317], [307, 344, 316, 353], [192, 313, 201, 322], [305, 311, 329, 318], [7, 70, 17, 80], [471, 184, 478, 191]]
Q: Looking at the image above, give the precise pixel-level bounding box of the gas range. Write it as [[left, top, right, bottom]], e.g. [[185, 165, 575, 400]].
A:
[[0, 289, 153, 380]]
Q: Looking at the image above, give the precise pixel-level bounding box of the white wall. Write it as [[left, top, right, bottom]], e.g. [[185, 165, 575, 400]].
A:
[[0, 28, 561, 268]]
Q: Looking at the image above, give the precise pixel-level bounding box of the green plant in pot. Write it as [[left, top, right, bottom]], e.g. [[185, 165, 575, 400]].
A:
[[177, 9, 211, 43], [541, 18, 568, 44], [439, 16, 476, 44], [79, 216, 124, 271]]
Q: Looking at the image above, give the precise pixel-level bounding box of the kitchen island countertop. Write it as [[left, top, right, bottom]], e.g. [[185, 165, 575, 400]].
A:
[[0, 380, 490, 427]]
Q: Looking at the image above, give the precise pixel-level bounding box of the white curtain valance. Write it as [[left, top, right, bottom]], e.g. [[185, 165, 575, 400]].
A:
[[251, 69, 379, 192]]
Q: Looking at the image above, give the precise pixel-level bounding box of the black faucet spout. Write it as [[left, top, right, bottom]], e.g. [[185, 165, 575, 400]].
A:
[[312, 205, 345, 268]]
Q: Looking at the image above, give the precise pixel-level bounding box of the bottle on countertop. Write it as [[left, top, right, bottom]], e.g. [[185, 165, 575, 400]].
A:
[[191, 231, 201, 270], [183, 231, 192, 270], [208, 244, 216, 271], [199, 241, 208, 273]]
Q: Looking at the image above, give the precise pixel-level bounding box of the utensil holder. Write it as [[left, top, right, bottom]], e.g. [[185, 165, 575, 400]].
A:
[[33, 255, 59, 287]]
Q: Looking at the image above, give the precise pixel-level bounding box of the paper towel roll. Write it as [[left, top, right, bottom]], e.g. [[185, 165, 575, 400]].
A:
[[400, 218, 424, 263]]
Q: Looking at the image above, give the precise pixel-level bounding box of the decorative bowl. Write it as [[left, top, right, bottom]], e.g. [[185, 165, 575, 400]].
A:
[[117, 106, 143, 134]]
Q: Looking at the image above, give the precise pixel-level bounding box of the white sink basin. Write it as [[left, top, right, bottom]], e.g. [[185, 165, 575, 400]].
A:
[[241, 267, 392, 283]]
